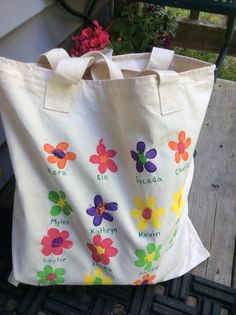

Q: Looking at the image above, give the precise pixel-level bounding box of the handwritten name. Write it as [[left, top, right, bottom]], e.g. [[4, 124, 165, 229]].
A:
[[175, 162, 190, 176], [136, 176, 163, 185], [50, 218, 69, 227], [92, 262, 112, 272], [42, 257, 66, 265], [47, 168, 67, 176], [138, 231, 160, 238], [97, 174, 109, 181], [139, 265, 159, 276], [90, 227, 118, 235]]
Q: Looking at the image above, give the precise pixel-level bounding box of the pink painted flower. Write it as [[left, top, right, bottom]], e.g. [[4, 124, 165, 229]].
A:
[[70, 20, 110, 57], [89, 139, 118, 174], [87, 235, 118, 265], [168, 131, 191, 164], [41, 228, 73, 256]]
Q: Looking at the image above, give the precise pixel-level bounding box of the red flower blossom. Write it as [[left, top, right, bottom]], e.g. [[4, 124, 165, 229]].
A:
[[44, 142, 76, 169], [89, 139, 118, 174], [70, 20, 110, 57], [87, 235, 118, 265], [134, 274, 156, 285], [41, 228, 73, 256]]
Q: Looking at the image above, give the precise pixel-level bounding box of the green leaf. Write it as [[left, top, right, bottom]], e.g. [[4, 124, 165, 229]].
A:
[[146, 243, 156, 253], [38, 279, 47, 284], [144, 262, 152, 271], [154, 251, 160, 261], [94, 277, 102, 285], [135, 259, 146, 267], [56, 276, 65, 284], [59, 191, 66, 199], [135, 250, 146, 259], [37, 271, 46, 278], [50, 206, 62, 216], [63, 202, 73, 215], [48, 191, 59, 203], [55, 268, 65, 276], [44, 265, 53, 274]]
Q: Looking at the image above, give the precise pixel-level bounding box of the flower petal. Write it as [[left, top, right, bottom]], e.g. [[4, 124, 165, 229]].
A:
[[134, 197, 145, 210], [100, 254, 109, 265], [57, 158, 67, 169], [144, 161, 157, 173], [105, 246, 118, 257], [101, 238, 112, 248], [94, 268, 102, 278], [92, 252, 101, 263], [47, 156, 58, 164], [50, 206, 62, 216], [184, 137, 191, 149], [65, 152, 76, 160], [97, 139, 107, 155], [94, 195, 103, 207], [63, 202, 73, 215], [43, 265, 53, 274], [86, 206, 97, 216], [137, 141, 146, 154], [105, 202, 118, 211], [182, 151, 189, 161], [130, 151, 138, 161], [98, 162, 107, 174], [93, 234, 102, 246], [106, 149, 116, 158], [89, 155, 100, 164], [84, 274, 95, 285], [41, 236, 52, 247], [48, 191, 59, 203], [168, 141, 178, 151], [44, 144, 54, 153], [144, 262, 152, 271], [107, 159, 118, 172], [53, 247, 63, 255], [93, 214, 103, 226], [175, 152, 181, 163], [151, 218, 161, 229], [56, 276, 64, 283], [48, 228, 60, 238], [41, 246, 52, 256], [56, 142, 69, 150], [135, 259, 146, 267], [59, 191, 66, 199], [61, 230, 69, 240], [136, 161, 144, 173], [87, 243, 96, 253], [146, 243, 156, 253], [145, 149, 157, 159], [103, 276, 112, 285], [63, 240, 73, 249], [178, 131, 186, 142], [135, 250, 146, 259], [146, 196, 157, 209], [55, 268, 65, 275], [137, 218, 148, 232], [102, 212, 114, 222], [131, 208, 142, 218]]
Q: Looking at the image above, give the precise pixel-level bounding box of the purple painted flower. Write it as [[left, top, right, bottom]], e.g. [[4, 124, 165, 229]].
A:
[[131, 141, 157, 173], [86, 195, 118, 226]]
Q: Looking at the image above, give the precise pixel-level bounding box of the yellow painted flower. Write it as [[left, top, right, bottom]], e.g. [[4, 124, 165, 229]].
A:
[[131, 196, 165, 231], [83, 268, 112, 285], [171, 186, 184, 218]]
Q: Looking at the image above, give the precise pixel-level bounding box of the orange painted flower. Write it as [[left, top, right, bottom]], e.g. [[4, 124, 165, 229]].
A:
[[44, 142, 76, 169], [134, 274, 156, 285], [168, 131, 191, 164]]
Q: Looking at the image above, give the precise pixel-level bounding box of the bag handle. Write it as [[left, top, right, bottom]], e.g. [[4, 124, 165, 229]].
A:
[[146, 47, 174, 70], [37, 48, 70, 70], [43, 50, 124, 112]]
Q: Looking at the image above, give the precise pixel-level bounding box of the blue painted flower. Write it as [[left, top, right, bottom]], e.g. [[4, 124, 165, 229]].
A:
[[131, 141, 157, 173], [86, 195, 118, 226]]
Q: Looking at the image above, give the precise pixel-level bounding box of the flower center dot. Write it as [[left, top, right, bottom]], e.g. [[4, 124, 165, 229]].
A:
[[177, 142, 185, 154], [47, 273, 57, 281], [142, 208, 152, 220], [142, 280, 148, 285], [145, 252, 155, 263], [52, 149, 66, 159], [138, 153, 147, 165], [100, 155, 108, 163], [96, 246, 105, 255], [57, 199, 65, 208], [52, 237, 63, 248], [97, 204, 106, 215]]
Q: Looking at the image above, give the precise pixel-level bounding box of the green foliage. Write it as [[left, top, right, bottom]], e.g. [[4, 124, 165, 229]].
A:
[[110, 3, 178, 55]]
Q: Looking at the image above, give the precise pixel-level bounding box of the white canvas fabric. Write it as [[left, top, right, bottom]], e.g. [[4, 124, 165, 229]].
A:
[[0, 47, 215, 286]]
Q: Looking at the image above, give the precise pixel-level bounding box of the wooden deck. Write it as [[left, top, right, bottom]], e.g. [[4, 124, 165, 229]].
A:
[[189, 79, 236, 288]]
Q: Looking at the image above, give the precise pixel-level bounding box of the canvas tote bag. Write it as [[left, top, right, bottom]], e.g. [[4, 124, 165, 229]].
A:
[[0, 47, 215, 286]]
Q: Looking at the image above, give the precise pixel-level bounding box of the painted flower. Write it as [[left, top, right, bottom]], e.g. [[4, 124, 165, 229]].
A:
[[89, 139, 118, 174], [48, 191, 73, 216], [131, 196, 164, 231], [171, 186, 184, 218], [86, 195, 118, 226], [41, 228, 73, 256], [37, 265, 65, 285], [83, 268, 112, 285], [87, 235, 118, 265], [131, 141, 157, 173], [44, 142, 76, 169], [134, 274, 156, 285], [134, 243, 161, 271], [168, 131, 191, 164]]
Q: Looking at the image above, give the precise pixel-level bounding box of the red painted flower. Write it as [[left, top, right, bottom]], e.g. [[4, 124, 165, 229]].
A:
[[168, 131, 191, 164], [89, 139, 118, 174], [87, 235, 118, 265], [134, 274, 156, 285], [44, 142, 76, 169], [41, 228, 73, 256]]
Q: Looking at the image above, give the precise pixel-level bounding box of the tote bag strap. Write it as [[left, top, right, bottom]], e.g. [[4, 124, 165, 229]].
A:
[[146, 47, 174, 70], [43, 50, 124, 112], [37, 48, 70, 70]]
